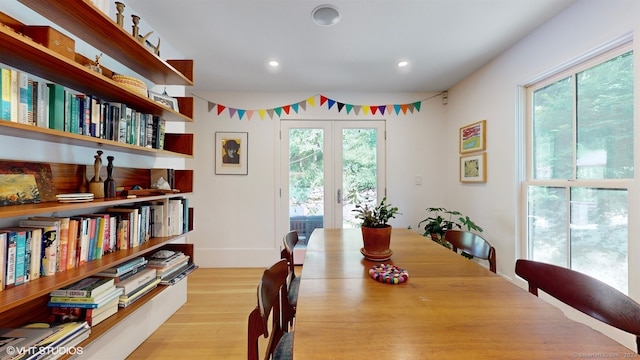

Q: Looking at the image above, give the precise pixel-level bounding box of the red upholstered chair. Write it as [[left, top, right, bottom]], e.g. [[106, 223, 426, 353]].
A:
[[444, 230, 496, 273], [247, 259, 293, 360], [515, 259, 640, 353], [280, 230, 300, 330]]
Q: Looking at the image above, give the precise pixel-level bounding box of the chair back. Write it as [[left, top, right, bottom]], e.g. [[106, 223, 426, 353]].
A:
[[444, 230, 496, 273], [248, 259, 289, 360], [282, 230, 299, 280], [515, 259, 640, 353]]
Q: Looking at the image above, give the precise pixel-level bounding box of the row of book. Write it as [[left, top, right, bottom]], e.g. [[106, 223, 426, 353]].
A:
[[0, 197, 189, 291], [47, 251, 196, 326], [0, 66, 167, 149]]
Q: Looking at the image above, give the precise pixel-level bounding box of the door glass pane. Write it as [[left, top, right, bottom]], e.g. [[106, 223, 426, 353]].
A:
[[289, 128, 324, 245], [576, 52, 634, 179], [532, 77, 573, 180], [342, 128, 378, 228], [528, 186, 568, 266], [570, 187, 628, 293]]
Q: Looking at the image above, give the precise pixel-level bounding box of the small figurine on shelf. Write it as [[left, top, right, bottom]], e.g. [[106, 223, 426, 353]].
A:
[[88, 150, 105, 198], [104, 155, 116, 198], [131, 14, 153, 43], [85, 53, 103, 74], [115, 2, 125, 27]]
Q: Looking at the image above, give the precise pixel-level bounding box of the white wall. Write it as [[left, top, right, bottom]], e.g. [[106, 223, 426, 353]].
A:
[[188, 92, 446, 267], [444, 0, 640, 350]]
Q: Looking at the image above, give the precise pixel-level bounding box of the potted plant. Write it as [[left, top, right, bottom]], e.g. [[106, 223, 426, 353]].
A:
[[418, 207, 483, 248], [353, 197, 400, 261]]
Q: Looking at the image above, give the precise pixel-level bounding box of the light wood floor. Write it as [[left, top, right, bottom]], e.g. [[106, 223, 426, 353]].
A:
[[126, 267, 272, 359]]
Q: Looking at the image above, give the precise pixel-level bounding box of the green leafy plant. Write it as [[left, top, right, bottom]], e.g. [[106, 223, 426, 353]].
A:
[[418, 207, 483, 247], [353, 197, 400, 228]]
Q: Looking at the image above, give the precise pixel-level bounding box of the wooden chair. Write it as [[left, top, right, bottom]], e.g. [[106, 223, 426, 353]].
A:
[[515, 259, 640, 353], [444, 230, 496, 273], [247, 259, 293, 360], [280, 230, 300, 330]]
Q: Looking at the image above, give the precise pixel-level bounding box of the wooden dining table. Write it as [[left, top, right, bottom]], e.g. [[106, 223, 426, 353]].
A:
[[293, 228, 636, 359]]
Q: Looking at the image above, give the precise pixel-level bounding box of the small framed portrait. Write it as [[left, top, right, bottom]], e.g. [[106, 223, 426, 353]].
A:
[[460, 153, 487, 183], [459, 120, 486, 154], [215, 132, 248, 175], [148, 90, 179, 112]]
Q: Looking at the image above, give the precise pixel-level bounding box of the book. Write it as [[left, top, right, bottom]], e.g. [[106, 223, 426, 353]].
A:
[[147, 250, 186, 268], [28, 217, 70, 274], [70, 217, 89, 266], [35, 81, 49, 128], [26, 228, 42, 282], [0, 68, 11, 121], [47, 286, 122, 308], [17, 71, 29, 125], [0, 230, 17, 288], [50, 277, 114, 298], [47, 83, 64, 131], [49, 286, 122, 304], [0, 233, 6, 291], [96, 256, 146, 275], [155, 255, 190, 279], [18, 219, 60, 277], [2, 229, 27, 286], [0, 327, 56, 358], [160, 263, 198, 286], [115, 267, 157, 296], [118, 277, 161, 308], [49, 297, 119, 326], [66, 219, 78, 270], [22, 321, 90, 355]]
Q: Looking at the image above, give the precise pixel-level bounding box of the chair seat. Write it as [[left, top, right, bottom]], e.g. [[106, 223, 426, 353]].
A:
[[273, 331, 294, 360], [288, 276, 300, 306]]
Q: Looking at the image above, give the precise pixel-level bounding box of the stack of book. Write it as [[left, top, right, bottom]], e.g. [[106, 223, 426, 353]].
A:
[[19, 321, 91, 360], [47, 278, 122, 327], [105, 259, 160, 308], [146, 249, 197, 286], [0, 327, 57, 360]]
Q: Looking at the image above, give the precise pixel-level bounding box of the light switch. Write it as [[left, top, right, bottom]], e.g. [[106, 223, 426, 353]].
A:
[[415, 176, 422, 185]]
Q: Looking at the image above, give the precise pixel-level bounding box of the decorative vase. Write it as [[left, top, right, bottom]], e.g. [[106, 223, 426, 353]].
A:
[[104, 156, 116, 198], [360, 225, 393, 261]]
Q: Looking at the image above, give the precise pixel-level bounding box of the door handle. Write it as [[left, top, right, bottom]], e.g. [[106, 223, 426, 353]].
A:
[[337, 189, 341, 204]]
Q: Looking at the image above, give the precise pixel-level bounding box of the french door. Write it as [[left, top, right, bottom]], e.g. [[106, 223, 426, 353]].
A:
[[279, 120, 386, 250]]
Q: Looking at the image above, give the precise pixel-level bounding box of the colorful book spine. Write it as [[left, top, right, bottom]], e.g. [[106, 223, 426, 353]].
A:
[[4, 231, 17, 287], [47, 83, 65, 131], [0, 68, 11, 120], [17, 71, 29, 124]]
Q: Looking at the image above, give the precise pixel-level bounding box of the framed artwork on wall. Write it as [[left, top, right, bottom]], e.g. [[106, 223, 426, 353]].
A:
[[215, 132, 248, 175], [460, 153, 487, 183], [459, 120, 486, 154]]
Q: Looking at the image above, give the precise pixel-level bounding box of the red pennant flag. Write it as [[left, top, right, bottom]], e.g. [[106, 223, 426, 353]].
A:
[[283, 105, 290, 114], [320, 95, 328, 106], [371, 106, 378, 115], [217, 104, 226, 115]]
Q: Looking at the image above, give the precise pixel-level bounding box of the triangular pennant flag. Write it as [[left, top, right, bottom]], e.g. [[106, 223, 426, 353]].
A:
[[237, 109, 246, 120], [370, 106, 378, 115], [354, 105, 362, 115], [407, 103, 415, 113], [393, 104, 401, 115], [291, 103, 299, 113], [283, 105, 290, 114], [362, 105, 370, 115], [307, 96, 315, 107], [379, 105, 386, 115], [346, 104, 353, 114], [208, 101, 216, 112], [337, 102, 345, 112], [229, 108, 238, 118], [327, 99, 336, 110], [246, 110, 255, 120], [275, 107, 283, 117], [298, 100, 307, 112], [217, 104, 226, 115], [401, 104, 408, 114], [267, 109, 275, 119], [258, 109, 267, 120], [413, 101, 421, 112], [320, 95, 328, 106]]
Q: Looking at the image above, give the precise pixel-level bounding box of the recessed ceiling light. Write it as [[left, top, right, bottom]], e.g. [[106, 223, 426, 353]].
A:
[[312, 5, 340, 26], [397, 61, 409, 67], [269, 60, 279, 67]]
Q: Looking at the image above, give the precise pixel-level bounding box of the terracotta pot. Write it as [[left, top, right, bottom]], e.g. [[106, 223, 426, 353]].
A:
[[361, 225, 392, 254]]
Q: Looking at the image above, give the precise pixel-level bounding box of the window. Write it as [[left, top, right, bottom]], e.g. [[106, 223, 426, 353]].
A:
[[525, 46, 633, 293]]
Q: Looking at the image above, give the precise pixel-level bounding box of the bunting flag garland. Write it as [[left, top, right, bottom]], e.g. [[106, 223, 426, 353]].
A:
[[193, 93, 443, 120]]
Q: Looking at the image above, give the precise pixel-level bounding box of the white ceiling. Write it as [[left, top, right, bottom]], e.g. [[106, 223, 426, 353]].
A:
[[129, 0, 576, 92]]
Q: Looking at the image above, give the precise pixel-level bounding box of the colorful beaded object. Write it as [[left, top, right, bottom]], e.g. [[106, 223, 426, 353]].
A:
[[369, 264, 409, 284]]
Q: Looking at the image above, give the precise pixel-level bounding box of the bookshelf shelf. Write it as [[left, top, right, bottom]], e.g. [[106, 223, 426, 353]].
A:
[[17, 0, 194, 86]]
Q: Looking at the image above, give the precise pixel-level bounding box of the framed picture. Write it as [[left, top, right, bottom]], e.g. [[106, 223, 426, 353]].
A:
[[215, 132, 248, 175], [460, 153, 487, 183], [459, 120, 486, 154], [148, 90, 179, 112]]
